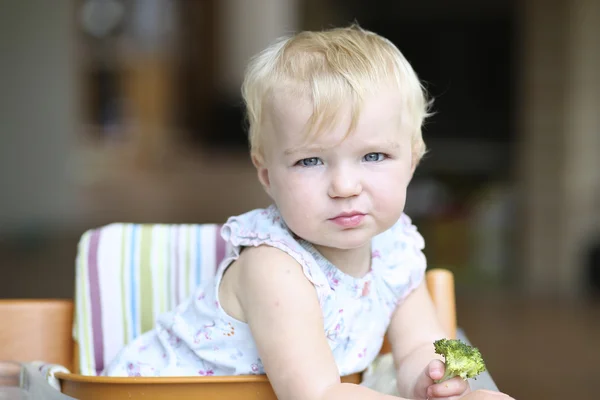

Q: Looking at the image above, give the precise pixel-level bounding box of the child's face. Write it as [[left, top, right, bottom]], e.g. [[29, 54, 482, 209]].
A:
[[255, 87, 415, 251]]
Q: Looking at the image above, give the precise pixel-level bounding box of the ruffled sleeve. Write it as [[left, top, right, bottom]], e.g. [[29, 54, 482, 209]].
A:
[[219, 205, 331, 298], [372, 213, 427, 316]]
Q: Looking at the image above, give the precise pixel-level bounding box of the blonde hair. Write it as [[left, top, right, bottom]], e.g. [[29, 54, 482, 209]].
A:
[[242, 25, 430, 163]]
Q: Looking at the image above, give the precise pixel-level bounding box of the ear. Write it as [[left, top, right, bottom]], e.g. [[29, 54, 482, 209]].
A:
[[252, 154, 272, 195], [408, 157, 419, 183], [410, 160, 418, 176]]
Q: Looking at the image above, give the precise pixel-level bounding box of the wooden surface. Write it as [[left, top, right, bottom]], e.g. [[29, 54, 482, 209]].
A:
[[426, 268, 457, 339], [0, 299, 74, 369], [56, 371, 362, 400]]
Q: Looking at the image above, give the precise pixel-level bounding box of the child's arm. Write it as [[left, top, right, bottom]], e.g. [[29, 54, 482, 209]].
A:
[[387, 281, 469, 399], [230, 245, 404, 400]]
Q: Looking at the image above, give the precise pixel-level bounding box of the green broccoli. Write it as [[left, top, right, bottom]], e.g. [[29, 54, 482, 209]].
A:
[[433, 338, 487, 383]]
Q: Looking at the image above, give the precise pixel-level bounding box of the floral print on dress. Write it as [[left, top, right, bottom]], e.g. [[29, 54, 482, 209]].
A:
[[102, 205, 426, 378], [194, 321, 216, 343], [126, 361, 156, 377], [198, 368, 214, 376], [250, 359, 264, 374]]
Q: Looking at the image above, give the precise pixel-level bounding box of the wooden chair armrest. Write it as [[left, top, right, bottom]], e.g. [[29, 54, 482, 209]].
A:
[[0, 299, 74, 369]]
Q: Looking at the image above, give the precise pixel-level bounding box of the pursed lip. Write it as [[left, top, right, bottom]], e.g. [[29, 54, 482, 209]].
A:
[[330, 211, 365, 219], [328, 211, 366, 228]]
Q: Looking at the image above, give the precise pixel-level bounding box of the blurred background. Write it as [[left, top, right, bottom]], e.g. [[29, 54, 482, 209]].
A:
[[1, 0, 599, 398]]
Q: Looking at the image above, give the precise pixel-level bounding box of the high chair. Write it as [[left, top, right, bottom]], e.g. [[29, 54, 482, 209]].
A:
[[1, 223, 458, 399]]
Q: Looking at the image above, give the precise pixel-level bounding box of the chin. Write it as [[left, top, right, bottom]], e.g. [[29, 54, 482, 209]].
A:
[[326, 230, 374, 250]]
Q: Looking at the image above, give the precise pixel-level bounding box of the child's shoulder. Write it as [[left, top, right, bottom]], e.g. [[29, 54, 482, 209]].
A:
[[221, 205, 330, 289], [221, 205, 297, 248]]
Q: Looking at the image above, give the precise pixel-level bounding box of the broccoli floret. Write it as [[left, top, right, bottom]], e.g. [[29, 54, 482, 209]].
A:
[[433, 338, 487, 383]]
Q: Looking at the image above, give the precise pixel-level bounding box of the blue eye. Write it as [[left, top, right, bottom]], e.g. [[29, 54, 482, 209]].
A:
[[297, 157, 323, 167], [363, 153, 386, 162]]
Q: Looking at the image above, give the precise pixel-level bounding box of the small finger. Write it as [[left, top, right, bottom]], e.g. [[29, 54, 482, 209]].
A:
[[427, 377, 468, 398], [427, 359, 446, 380]]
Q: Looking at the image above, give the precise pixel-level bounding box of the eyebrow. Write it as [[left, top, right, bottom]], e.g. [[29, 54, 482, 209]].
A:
[[284, 141, 401, 156], [381, 141, 400, 149], [283, 145, 329, 156]]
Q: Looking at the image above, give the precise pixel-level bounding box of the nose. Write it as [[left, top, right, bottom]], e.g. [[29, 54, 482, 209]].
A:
[[327, 166, 362, 198]]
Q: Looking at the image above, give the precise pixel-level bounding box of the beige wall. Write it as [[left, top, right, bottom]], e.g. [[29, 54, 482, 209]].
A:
[[518, 0, 600, 297], [217, 0, 300, 97], [0, 0, 79, 233]]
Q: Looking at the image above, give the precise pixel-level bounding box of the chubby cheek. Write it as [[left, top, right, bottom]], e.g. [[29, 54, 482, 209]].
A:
[[269, 172, 321, 229], [376, 187, 406, 217], [368, 171, 410, 221]]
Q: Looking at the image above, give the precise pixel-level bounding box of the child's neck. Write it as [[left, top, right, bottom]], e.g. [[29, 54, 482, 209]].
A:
[[313, 243, 372, 278]]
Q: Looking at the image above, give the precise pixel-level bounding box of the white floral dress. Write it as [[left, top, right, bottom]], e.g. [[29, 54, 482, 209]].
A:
[[103, 205, 427, 377]]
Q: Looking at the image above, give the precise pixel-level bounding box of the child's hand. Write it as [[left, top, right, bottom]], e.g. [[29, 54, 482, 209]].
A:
[[416, 359, 471, 400]]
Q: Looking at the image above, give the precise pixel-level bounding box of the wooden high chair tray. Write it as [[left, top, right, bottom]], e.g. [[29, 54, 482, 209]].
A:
[[55, 371, 362, 400]]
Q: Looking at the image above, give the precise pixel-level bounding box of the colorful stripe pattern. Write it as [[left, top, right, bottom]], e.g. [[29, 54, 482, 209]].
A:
[[73, 223, 226, 376]]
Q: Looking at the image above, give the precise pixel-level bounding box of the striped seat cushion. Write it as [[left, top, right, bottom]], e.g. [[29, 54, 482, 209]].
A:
[[73, 223, 227, 376]]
